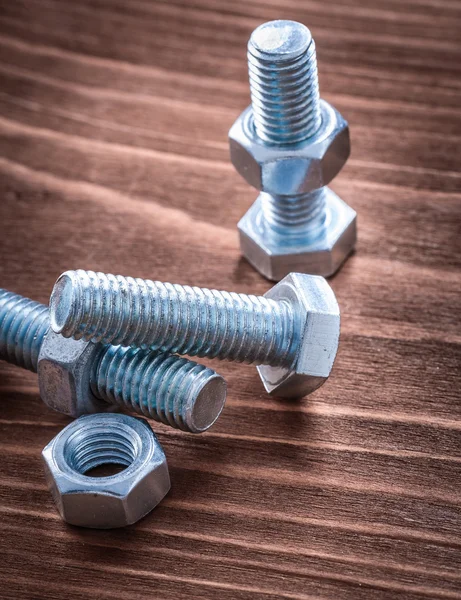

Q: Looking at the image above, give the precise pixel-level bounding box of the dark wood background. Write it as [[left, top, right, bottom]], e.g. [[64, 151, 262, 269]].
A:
[[0, 0, 461, 598]]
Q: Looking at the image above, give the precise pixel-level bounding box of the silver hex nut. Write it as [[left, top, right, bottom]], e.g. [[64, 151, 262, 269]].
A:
[[37, 329, 114, 417], [257, 273, 340, 398], [42, 413, 171, 528], [229, 100, 350, 196]]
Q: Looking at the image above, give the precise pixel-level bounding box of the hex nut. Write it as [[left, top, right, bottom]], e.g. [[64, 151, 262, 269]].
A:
[[229, 100, 350, 196], [257, 273, 340, 398], [238, 187, 357, 280], [37, 330, 114, 417], [42, 413, 171, 528]]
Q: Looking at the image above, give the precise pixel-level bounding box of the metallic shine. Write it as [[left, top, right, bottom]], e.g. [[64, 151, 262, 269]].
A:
[[258, 273, 340, 397], [229, 20, 357, 280], [50, 270, 340, 399], [0, 288, 226, 432], [238, 188, 357, 280], [42, 413, 170, 528]]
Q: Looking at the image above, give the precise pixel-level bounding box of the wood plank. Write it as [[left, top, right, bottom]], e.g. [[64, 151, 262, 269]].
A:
[[0, 0, 460, 597]]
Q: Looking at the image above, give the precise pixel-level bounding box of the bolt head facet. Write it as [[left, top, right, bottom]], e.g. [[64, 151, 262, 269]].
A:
[[257, 273, 340, 398]]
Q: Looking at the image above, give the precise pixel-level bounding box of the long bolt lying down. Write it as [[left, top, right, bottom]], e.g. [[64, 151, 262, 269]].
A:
[[50, 270, 340, 399], [0, 289, 226, 433]]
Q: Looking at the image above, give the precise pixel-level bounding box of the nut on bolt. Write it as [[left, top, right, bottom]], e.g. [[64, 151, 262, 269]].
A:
[[37, 329, 227, 432], [0, 288, 227, 433], [229, 20, 357, 280], [230, 102, 349, 197], [38, 331, 112, 417], [42, 413, 170, 528]]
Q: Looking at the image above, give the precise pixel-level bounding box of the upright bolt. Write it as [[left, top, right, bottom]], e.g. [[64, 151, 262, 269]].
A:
[[229, 20, 357, 281], [0, 289, 226, 433], [50, 270, 340, 398]]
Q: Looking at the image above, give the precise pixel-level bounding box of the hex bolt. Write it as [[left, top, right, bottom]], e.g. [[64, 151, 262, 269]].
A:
[[229, 20, 357, 281], [0, 289, 227, 433], [50, 270, 340, 398]]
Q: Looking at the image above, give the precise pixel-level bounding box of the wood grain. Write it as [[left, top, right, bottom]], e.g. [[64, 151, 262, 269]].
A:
[[0, 0, 461, 598]]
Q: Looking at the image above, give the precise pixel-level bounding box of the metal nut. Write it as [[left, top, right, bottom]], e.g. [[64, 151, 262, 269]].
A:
[[229, 101, 350, 196], [37, 330, 112, 417], [42, 413, 170, 528]]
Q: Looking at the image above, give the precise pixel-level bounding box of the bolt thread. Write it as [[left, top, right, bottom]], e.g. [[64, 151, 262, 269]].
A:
[[261, 188, 327, 237], [92, 345, 226, 433], [248, 20, 321, 145], [0, 289, 49, 372], [51, 270, 297, 368], [1, 289, 226, 433]]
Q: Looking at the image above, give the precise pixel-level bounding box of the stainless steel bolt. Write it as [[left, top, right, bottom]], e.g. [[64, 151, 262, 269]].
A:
[[0, 289, 227, 432], [229, 20, 357, 281], [50, 270, 340, 398]]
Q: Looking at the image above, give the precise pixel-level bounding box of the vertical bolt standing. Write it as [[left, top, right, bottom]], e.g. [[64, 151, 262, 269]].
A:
[[230, 20, 356, 281], [247, 20, 326, 236]]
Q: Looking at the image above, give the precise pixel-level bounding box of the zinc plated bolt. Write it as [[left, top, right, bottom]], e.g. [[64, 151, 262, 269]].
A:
[[50, 270, 340, 399], [229, 20, 357, 281], [0, 289, 227, 433]]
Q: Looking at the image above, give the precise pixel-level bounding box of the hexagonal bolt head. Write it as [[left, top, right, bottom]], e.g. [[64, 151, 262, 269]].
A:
[[229, 101, 350, 196], [229, 101, 356, 280], [258, 273, 340, 398], [42, 413, 171, 528], [37, 330, 113, 417], [238, 188, 357, 281]]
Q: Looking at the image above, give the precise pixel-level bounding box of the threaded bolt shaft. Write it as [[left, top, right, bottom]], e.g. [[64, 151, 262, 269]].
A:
[[92, 345, 226, 432], [248, 20, 321, 145], [1, 288, 226, 433], [261, 188, 327, 238], [0, 289, 49, 372], [50, 270, 298, 368]]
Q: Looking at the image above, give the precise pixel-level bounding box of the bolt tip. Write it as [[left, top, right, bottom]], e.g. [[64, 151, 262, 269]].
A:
[[249, 20, 312, 60], [185, 373, 227, 433], [50, 271, 75, 335]]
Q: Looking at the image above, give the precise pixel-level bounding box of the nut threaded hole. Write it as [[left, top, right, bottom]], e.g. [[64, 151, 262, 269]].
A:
[[65, 427, 140, 476], [85, 463, 129, 478]]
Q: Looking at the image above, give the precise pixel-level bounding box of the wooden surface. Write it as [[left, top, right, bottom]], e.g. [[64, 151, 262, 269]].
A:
[[0, 0, 461, 598]]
